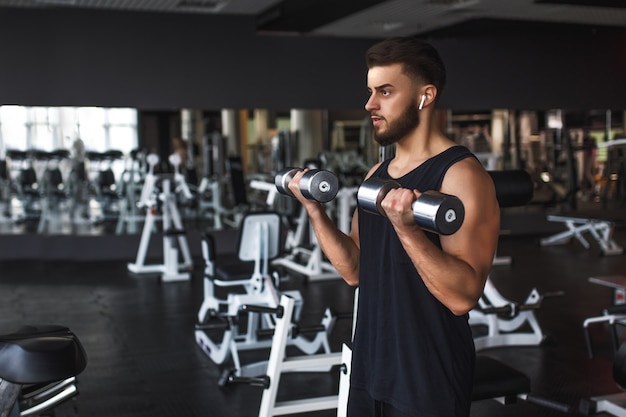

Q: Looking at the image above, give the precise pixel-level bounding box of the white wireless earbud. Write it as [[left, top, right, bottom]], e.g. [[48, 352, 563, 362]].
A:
[[418, 95, 426, 110]]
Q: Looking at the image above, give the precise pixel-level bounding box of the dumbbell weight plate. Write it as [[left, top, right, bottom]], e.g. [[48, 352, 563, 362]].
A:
[[300, 169, 339, 203], [412, 191, 464, 235], [356, 177, 401, 216], [358, 177, 465, 235], [275, 168, 300, 198]]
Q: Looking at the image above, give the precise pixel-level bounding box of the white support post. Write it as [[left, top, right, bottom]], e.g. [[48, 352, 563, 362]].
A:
[[258, 295, 342, 417]]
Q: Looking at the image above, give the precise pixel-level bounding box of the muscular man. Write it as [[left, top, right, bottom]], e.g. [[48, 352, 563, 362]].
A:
[[288, 37, 500, 417]]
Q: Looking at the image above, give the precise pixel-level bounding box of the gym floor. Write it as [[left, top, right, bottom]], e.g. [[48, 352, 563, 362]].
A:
[[1, 203, 625, 417]]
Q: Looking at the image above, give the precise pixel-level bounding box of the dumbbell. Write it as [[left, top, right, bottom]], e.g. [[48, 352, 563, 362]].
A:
[[275, 167, 339, 203], [357, 177, 465, 235]]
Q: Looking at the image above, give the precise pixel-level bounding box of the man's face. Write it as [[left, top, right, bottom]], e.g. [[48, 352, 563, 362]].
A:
[[365, 64, 420, 146]]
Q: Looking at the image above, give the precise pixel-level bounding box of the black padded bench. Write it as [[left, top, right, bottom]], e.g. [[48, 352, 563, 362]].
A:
[[0, 324, 87, 416], [472, 355, 530, 403], [473, 355, 572, 412]]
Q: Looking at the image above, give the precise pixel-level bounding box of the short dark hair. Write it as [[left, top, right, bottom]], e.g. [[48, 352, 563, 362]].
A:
[[366, 37, 447, 97]]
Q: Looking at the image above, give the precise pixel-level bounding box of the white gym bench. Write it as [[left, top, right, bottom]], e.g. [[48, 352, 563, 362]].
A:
[[195, 212, 335, 382], [540, 214, 624, 256]]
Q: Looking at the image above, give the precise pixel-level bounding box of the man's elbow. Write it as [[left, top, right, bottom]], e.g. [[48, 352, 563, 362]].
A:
[[342, 274, 359, 287], [448, 296, 480, 316]]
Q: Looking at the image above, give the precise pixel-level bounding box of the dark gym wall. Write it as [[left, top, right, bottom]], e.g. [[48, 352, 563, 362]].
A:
[[0, 7, 624, 110]]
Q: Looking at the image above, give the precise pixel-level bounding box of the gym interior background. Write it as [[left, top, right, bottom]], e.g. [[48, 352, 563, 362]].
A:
[[1, 1, 626, 416]]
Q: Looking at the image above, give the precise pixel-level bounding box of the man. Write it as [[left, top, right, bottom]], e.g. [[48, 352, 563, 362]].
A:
[[287, 37, 500, 417]]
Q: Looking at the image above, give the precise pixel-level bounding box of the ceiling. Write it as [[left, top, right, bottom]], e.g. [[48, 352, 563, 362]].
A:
[[0, 0, 624, 39]]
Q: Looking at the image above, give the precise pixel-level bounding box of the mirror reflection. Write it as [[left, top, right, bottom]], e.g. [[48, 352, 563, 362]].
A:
[[0, 106, 624, 237]]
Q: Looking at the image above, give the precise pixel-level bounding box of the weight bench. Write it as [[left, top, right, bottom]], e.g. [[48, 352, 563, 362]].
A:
[[473, 355, 571, 412], [473, 355, 530, 404], [0, 324, 87, 417], [540, 215, 624, 256]]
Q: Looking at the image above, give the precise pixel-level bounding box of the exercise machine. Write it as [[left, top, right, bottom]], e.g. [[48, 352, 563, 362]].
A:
[[582, 275, 626, 358], [195, 212, 335, 382], [271, 204, 341, 281], [0, 158, 10, 225], [271, 167, 341, 281], [470, 170, 563, 350], [116, 149, 148, 235], [6, 150, 42, 225], [37, 150, 71, 234], [86, 150, 124, 225], [469, 278, 561, 350], [127, 153, 193, 282], [580, 341, 626, 416], [236, 295, 344, 417], [597, 138, 626, 209]]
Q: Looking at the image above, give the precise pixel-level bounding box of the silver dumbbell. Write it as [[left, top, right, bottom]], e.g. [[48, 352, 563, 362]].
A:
[[357, 177, 465, 235], [275, 168, 339, 203]]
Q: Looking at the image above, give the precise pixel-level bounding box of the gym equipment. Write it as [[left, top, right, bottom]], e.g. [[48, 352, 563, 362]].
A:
[[115, 149, 148, 235], [195, 212, 335, 382], [275, 168, 339, 203], [37, 150, 71, 234], [357, 176, 464, 235], [197, 156, 248, 230], [214, 294, 349, 417], [249, 177, 280, 208], [338, 291, 570, 415], [540, 215, 624, 256], [272, 204, 341, 281], [0, 159, 10, 224], [470, 169, 561, 350], [249, 174, 342, 281], [580, 341, 626, 416], [229, 295, 343, 417], [6, 150, 42, 224], [334, 186, 358, 234], [488, 169, 535, 265], [597, 138, 626, 209], [469, 278, 562, 350], [0, 324, 87, 417], [472, 355, 572, 412], [127, 153, 193, 282], [86, 150, 124, 225], [66, 158, 91, 229], [583, 276, 626, 358]]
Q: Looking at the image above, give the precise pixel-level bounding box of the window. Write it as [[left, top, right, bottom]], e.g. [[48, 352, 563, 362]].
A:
[[0, 106, 138, 156]]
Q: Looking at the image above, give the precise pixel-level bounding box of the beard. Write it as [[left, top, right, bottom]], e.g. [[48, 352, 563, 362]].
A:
[[373, 98, 420, 147]]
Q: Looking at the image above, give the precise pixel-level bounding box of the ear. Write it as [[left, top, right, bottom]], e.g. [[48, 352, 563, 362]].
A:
[[418, 85, 438, 110]]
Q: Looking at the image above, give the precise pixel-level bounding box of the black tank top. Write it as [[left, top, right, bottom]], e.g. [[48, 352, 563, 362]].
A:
[[352, 145, 476, 416]]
